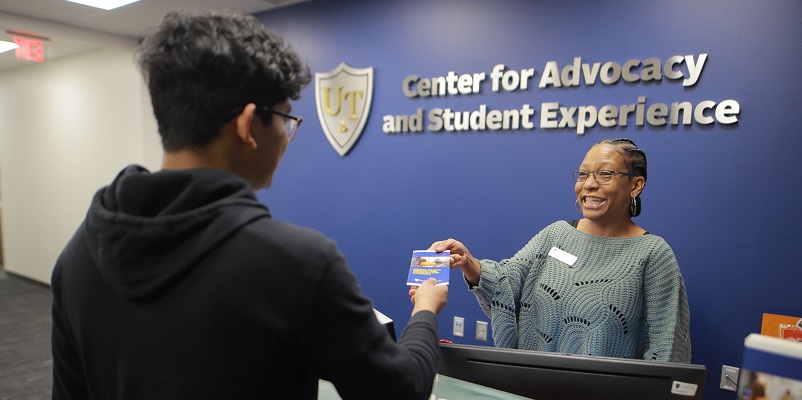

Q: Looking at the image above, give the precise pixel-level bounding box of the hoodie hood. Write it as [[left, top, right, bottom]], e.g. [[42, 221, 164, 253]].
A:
[[84, 165, 270, 302]]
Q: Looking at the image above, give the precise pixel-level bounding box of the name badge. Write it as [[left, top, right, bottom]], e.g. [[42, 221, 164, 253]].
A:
[[548, 246, 577, 267]]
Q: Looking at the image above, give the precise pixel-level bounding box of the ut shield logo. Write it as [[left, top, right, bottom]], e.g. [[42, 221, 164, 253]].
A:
[[315, 62, 374, 156]]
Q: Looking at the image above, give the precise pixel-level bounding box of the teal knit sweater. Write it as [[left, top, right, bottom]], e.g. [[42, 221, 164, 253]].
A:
[[471, 221, 692, 363]]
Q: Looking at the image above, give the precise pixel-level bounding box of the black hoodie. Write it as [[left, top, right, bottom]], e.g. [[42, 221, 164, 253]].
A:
[[51, 165, 439, 400]]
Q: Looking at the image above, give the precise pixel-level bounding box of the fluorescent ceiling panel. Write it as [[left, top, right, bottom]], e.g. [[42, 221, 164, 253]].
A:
[[0, 41, 19, 54], [65, 0, 140, 11]]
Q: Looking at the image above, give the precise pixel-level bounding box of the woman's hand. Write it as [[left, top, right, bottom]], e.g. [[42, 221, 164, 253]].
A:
[[428, 238, 481, 286]]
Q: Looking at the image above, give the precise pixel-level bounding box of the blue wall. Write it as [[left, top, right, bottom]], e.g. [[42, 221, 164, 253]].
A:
[[256, 1, 802, 398]]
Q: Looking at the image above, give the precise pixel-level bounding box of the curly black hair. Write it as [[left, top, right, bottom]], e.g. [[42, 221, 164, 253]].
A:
[[136, 11, 312, 151]]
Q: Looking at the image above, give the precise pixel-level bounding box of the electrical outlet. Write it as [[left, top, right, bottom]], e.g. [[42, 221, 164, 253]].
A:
[[476, 321, 488, 341], [453, 316, 464, 337], [720, 365, 739, 392]]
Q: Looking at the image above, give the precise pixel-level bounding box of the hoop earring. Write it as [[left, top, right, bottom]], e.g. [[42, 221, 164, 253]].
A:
[[575, 199, 582, 214], [630, 197, 637, 217]]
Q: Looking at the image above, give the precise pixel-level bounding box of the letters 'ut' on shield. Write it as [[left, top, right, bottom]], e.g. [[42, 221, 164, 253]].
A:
[[315, 62, 374, 156]]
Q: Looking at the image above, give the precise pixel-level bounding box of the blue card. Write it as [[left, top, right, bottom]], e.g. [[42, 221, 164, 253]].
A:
[[407, 250, 450, 286]]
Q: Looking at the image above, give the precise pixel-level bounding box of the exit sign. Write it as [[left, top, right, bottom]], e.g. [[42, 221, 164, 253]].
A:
[[14, 36, 45, 63]]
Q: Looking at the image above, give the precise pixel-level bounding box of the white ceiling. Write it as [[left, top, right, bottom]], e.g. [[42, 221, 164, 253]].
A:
[[0, 0, 308, 73]]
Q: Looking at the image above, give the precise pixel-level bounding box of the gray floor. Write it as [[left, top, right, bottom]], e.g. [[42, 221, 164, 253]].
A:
[[0, 270, 53, 400]]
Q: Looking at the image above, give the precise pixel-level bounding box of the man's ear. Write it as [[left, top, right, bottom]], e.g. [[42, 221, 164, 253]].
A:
[[235, 103, 259, 150]]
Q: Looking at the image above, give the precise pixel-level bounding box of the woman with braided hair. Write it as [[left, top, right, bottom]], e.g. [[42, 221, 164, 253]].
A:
[[428, 138, 692, 363]]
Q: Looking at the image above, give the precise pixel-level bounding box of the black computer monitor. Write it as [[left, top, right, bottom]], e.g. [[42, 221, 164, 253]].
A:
[[439, 343, 706, 400]]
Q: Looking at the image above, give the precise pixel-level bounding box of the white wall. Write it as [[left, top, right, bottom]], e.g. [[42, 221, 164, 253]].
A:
[[0, 48, 162, 283]]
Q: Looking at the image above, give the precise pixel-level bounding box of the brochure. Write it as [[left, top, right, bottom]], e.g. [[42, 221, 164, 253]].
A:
[[406, 250, 450, 286], [760, 313, 802, 337]]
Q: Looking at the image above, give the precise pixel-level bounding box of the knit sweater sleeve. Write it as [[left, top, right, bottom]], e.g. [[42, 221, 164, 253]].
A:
[[641, 239, 693, 363], [468, 224, 556, 348], [466, 222, 693, 362]]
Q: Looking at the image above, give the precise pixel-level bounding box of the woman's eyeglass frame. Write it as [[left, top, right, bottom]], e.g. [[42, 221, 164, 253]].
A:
[[573, 169, 637, 184]]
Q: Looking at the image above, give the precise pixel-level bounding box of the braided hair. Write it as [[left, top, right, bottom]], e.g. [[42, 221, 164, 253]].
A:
[[595, 138, 647, 217]]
